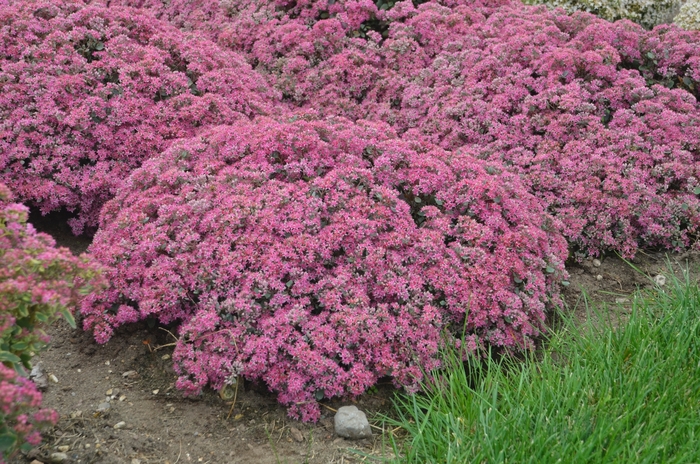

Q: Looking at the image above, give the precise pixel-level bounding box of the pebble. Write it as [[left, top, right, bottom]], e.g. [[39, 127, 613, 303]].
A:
[[96, 402, 111, 413], [48, 374, 58, 383], [615, 298, 630, 304], [70, 410, 82, 419], [132, 459, 142, 464], [122, 370, 139, 379], [596, 274, 603, 281], [29, 460, 44, 464], [114, 421, 126, 429], [289, 427, 304, 442], [592, 259, 602, 267], [334, 406, 372, 439], [29, 363, 48, 391], [57, 445, 70, 452], [49, 452, 68, 463], [654, 274, 666, 286]]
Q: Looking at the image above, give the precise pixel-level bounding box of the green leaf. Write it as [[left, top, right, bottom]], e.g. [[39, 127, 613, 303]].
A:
[[11, 341, 27, 352], [314, 390, 324, 401], [546, 266, 555, 274], [59, 307, 76, 329], [0, 432, 17, 452], [0, 351, 20, 364], [285, 280, 294, 288], [95, 41, 104, 51], [646, 51, 655, 60], [561, 281, 570, 287], [694, 187, 700, 195]]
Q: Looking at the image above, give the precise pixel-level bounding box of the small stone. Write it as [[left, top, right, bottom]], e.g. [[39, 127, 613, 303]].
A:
[[57, 445, 70, 452], [334, 406, 372, 439], [96, 402, 111, 413], [122, 370, 138, 379], [615, 297, 630, 304], [113, 421, 126, 429], [30, 460, 44, 464], [119, 395, 127, 402], [30, 362, 48, 391], [654, 274, 666, 286], [105, 360, 110, 366], [289, 427, 304, 442], [48, 373, 58, 383], [162, 354, 171, 360], [106, 389, 113, 396], [49, 452, 68, 463], [132, 459, 142, 464], [152, 389, 159, 395], [596, 274, 603, 281], [592, 259, 601, 267], [70, 410, 82, 419]]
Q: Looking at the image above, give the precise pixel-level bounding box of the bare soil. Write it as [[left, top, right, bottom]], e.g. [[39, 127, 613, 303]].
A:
[[11, 211, 700, 464]]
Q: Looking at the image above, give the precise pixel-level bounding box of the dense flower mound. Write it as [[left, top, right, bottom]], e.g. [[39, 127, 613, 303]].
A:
[[82, 118, 567, 420], [0, 0, 277, 234], [105, 0, 700, 256], [157, 0, 698, 257], [0, 184, 102, 458]]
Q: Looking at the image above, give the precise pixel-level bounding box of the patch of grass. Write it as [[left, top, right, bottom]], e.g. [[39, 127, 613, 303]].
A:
[[384, 267, 700, 463]]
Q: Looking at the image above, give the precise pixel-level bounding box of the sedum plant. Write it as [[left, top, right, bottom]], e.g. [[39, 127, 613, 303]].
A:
[[0, 184, 103, 460], [81, 117, 568, 421], [0, 0, 277, 234]]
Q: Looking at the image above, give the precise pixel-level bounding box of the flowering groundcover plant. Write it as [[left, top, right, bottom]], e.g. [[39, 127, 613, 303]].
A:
[[81, 118, 567, 420], [0, 0, 276, 234], [0, 184, 103, 459], [8, 0, 698, 422]]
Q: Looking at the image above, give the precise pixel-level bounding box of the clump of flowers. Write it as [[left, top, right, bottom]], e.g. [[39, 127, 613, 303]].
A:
[[0, 364, 58, 463], [82, 118, 567, 421], [221, 0, 700, 257], [0, 0, 277, 234], [0, 184, 103, 459]]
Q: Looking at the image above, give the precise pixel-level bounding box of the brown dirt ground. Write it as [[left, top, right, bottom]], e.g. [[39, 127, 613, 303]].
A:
[[10, 210, 700, 464]]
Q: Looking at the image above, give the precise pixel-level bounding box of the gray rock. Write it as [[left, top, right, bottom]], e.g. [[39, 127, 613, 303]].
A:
[[49, 452, 68, 463], [334, 406, 372, 439], [654, 274, 667, 286], [30, 362, 48, 391], [96, 402, 111, 413]]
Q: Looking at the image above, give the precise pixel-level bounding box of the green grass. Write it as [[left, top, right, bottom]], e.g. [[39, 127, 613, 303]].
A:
[[384, 268, 700, 463]]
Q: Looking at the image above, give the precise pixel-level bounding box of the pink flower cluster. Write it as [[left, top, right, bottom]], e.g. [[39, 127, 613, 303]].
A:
[[0, 183, 101, 457], [0, 363, 58, 462], [0, 0, 277, 233], [8, 0, 699, 421], [83, 117, 567, 420], [104, 0, 700, 256]]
